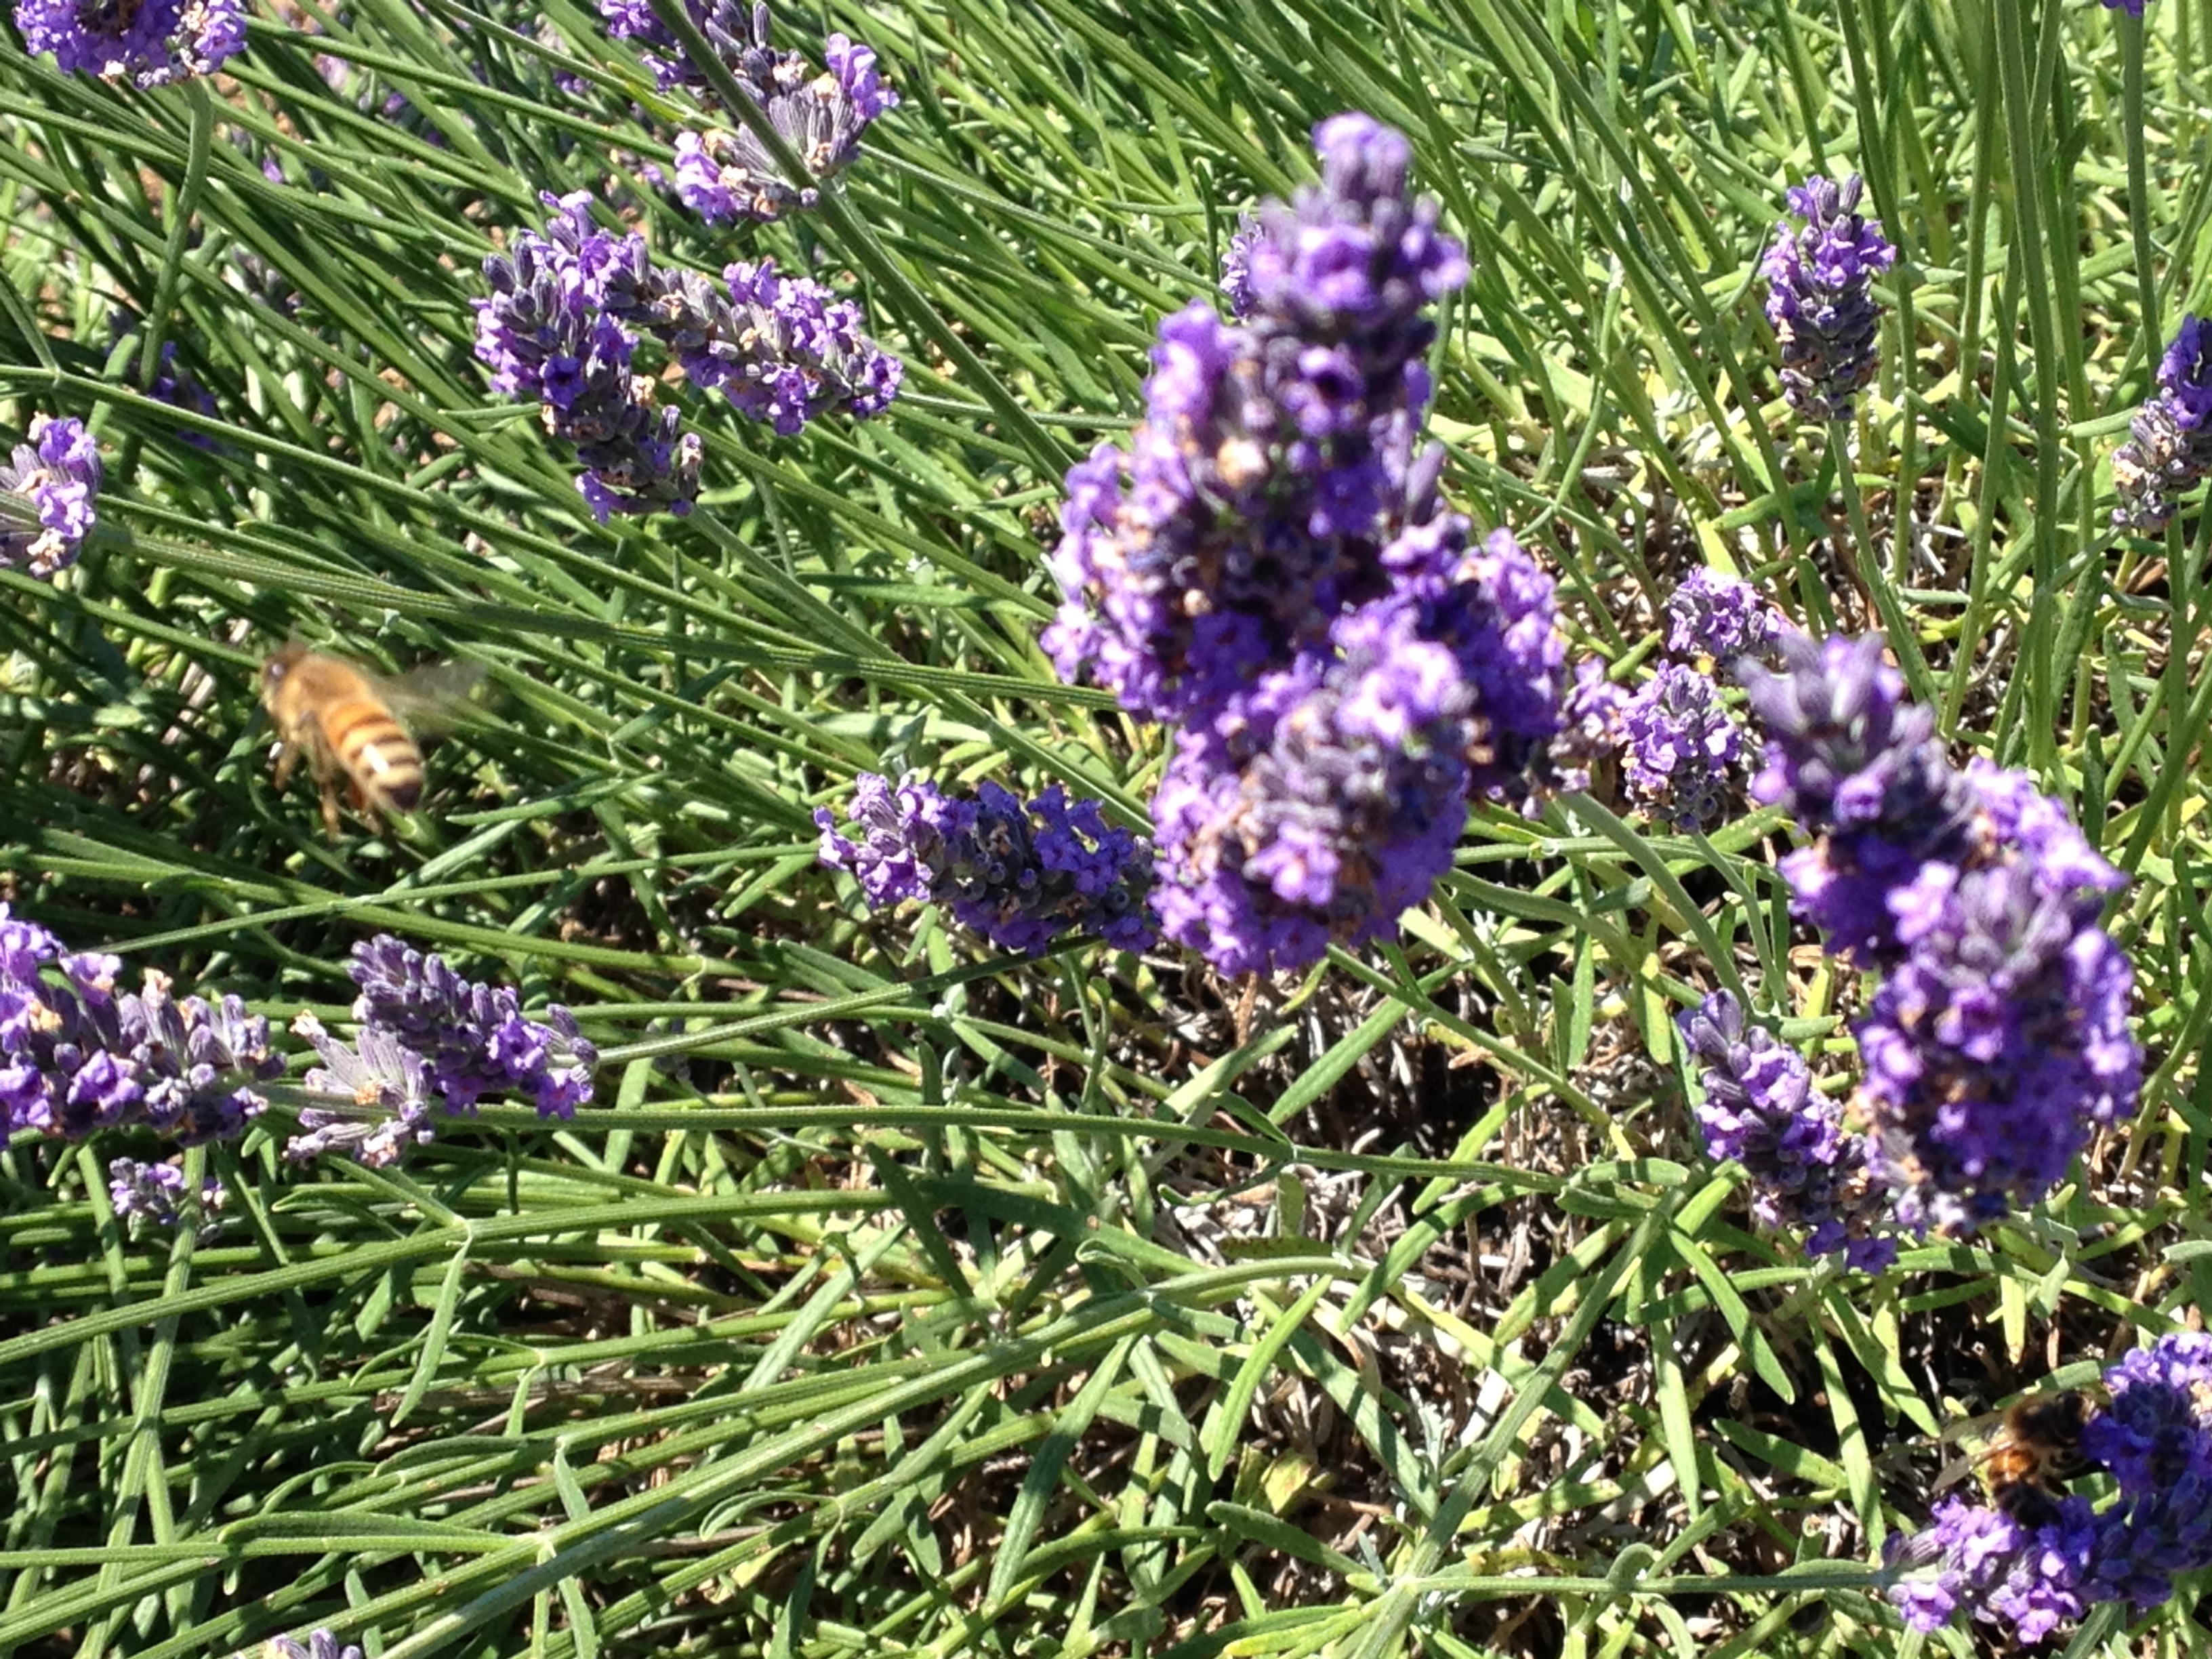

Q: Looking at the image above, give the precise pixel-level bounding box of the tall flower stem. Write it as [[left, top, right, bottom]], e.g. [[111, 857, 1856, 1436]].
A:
[[1830, 418, 1936, 708], [2123, 14, 2160, 385]]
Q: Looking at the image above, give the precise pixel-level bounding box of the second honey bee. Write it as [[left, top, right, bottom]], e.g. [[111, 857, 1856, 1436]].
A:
[[1977, 1391, 2092, 1526], [260, 644, 479, 836]]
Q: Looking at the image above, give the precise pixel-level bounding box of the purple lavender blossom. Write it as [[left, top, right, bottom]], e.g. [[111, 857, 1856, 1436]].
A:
[[1677, 990, 1895, 1271], [1551, 657, 1628, 790], [1620, 663, 1742, 831], [816, 774, 1156, 955], [1742, 632, 1978, 965], [14, 0, 246, 87], [107, 1156, 224, 1229], [1218, 216, 1259, 319], [1, 415, 102, 579], [0, 907, 283, 1145], [1761, 175, 1896, 423], [1045, 115, 1469, 724], [1666, 568, 1781, 666], [346, 937, 597, 1119], [643, 258, 901, 434], [1891, 1335, 2212, 1641], [2112, 314, 2212, 533], [284, 1013, 437, 1168], [600, 0, 897, 222], [1885, 1495, 2093, 1643], [2101, 0, 2145, 16], [1744, 634, 2140, 1230], [474, 194, 701, 520], [1149, 523, 1563, 976]]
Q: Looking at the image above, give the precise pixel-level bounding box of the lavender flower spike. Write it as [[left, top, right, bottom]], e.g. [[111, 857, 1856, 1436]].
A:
[[108, 1157, 224, 1230], [15, 0, 247, 87], [611, 0, 898, 224], [1677, 990, 1894, 1270], [285, 1014, 437, 1168], [1762, 175, 1896, 423], [817, 774, 1156, 955], [0, 415, 102, 579], [1666, 568, 1781, 667], [1620, 662, 1742, 831], [347, 937, 598, 1118], [662, 260, 900, 434], [2112, 314, 2212, 533]]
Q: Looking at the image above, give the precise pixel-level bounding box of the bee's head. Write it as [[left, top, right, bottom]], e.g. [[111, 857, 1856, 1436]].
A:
[[260, 640, 308, 705]]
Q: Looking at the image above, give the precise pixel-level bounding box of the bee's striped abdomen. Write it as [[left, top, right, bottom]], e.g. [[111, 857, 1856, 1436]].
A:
[[325, 701, 424, 811]]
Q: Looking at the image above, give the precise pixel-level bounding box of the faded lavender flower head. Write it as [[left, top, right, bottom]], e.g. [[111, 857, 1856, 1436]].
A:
[[15, 0, 246, 87], [817, 774, 1157, 955], [107, 1156, 224, 1231], [1889, 1334, 2212, 1643], [1149, 524, 1565, 976], [607, 257, 901, 434], [1743, 632, 2142, 1233], [599, 0, 897, 222], [348, 936, 598, 1118], [474, 192, 701, 522], [284, 1013, 436, 1168], [1667, 568, 1781, 666], [1620, 663, 1742, 831], [1677, 991, 1895, 1270], [1045, 114, 1471, 722], [1, 414, 102, 578], [0, 905, 283, 1144], [1761, 174, 1896, 422], [2112, 314, 2212, 533]]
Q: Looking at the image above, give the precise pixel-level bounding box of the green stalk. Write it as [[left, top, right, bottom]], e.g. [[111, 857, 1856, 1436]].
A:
[[1832, 418, 1938, 707], [2123, 12, 2160, 374], [1989, 0, 2065, 774]]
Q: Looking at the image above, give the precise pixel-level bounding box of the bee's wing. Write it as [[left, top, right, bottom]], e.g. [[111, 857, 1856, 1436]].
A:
[[373, 660, 489, 736]]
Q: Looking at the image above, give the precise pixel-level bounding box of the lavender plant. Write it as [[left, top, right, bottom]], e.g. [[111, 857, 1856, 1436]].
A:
[[1761, 175, 1896, 422], [0, 414, 101, 577], [817, 774, 1156, 954], [2112, 314, 2212, 532], [14, 0, 245, 86]]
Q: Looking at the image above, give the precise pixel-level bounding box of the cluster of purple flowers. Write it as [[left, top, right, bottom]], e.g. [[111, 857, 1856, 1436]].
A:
[[817, 773, 1156, 956], [14, 0, 245, 87], [1619, 663, 1742, 831], [107, 1155, 224, 1230], [1761, 175, 1896, 423], [1744, 633, 2139, 1232], [1048, 115, 1570, 975], [0, 904, 283, 1145], [1, 414, 102, 579], [1889, 1333, 2212, 1643], [596, 0, 897, 224], [475, 192, 899, 516], [284, 937, 596, 1167], [1677, 991, 1896, 1270], [1568, 569, 1776, 830], [2112, 314, 2212, 533], [599, 252, 901, 436]]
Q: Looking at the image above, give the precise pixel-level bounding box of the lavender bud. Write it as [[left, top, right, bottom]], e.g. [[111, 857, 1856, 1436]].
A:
[[346, 937, 598, 1119], [2112, 314, 2212, 534], [0, 415, 102, 579], [1666, 568, 1782, 666], [1620, 663, 1742, 831], [817, 774, 1156, 956], [1761, 175, 1896, 423]]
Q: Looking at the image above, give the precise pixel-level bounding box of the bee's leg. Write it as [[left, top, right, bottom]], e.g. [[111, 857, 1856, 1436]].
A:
[[272, 739, 300, 792], [304, 737, 344, 838], [319, 779, 344, 839]]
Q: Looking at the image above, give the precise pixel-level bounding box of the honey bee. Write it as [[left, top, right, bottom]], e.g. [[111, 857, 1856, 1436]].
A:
[[260, 644, 481, 836], [1973, 1392, 2093, 1527]]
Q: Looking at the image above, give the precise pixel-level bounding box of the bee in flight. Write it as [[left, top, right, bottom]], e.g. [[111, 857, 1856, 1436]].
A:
[[260, 643, 482, 837], [1966, 1391, 2094, 1527]]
